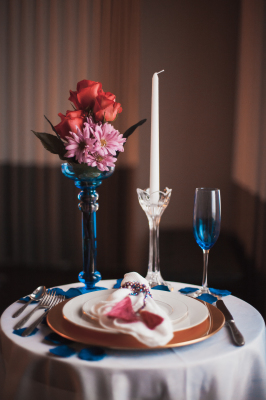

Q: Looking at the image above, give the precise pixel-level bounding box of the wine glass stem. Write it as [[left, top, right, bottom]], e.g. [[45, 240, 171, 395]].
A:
[[202, 249, 210, 290]]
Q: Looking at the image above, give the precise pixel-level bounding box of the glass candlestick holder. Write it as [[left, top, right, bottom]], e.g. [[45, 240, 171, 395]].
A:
[[137, 187, 172, 288]]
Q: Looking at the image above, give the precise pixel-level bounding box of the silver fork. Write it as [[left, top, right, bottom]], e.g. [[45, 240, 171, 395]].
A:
[[21, 295, 65, 337], [14, 290, 56, 330]]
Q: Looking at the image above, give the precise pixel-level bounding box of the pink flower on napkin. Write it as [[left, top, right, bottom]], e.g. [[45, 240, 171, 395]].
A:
[[106, 297, 138, 323], [106, 296, 164, 330], [140, 310, 164, 330]]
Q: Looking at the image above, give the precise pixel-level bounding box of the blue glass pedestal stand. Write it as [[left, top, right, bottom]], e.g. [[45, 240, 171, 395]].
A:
[[62, 163, 115, 291]]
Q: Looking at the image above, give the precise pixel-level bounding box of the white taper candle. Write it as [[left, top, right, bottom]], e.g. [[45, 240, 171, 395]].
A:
[[149, 70, 164, 203]]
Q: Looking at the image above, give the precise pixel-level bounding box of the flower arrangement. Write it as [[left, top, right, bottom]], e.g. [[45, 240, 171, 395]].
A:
[[33, 79, 146, 171]]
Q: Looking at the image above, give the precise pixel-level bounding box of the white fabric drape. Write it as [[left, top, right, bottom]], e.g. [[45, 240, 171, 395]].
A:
[[0, 0, 140, 167], [1, 280, 266, 400]]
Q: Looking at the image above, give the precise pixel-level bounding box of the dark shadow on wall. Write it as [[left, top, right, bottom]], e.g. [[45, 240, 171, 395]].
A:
[[1, 228, 265, 322], [0, 165, 265, 321]]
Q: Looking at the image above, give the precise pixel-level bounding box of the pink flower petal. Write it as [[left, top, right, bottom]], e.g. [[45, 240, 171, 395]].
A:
[[106, 297, 138, 323], [140, 310, 164, 330]]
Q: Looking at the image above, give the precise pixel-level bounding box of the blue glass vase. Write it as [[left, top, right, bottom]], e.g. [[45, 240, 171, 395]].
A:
[[61, 163, 115, 291]]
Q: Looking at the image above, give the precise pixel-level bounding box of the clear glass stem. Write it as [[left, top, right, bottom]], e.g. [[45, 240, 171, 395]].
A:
[[146, 213, 166, 287], [148, 215, 160, 275], [202, 249, 210, 292], [137, 187, 172, 288]]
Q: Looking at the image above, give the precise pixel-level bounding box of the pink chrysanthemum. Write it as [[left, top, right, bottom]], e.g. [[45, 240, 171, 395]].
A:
[[86, 152, 117, 171], [64, 124, 96, 164], [84, 115, 99, 131], [92, 122, 126, 156]]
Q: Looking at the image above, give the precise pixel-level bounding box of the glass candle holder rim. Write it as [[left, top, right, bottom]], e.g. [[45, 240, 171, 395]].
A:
[[137, 187, 172, 196], [195, 187, 220, 192]]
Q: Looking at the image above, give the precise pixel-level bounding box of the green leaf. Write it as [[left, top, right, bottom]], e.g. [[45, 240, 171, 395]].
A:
[[123, 119, 147, 139], [44, 115, 62, 141], [116, 118, 147, 158], [32, 131, 66, 157]]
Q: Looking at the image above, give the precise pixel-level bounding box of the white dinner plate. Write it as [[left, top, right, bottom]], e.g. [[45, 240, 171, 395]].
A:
[[62, 289, 208, 333]]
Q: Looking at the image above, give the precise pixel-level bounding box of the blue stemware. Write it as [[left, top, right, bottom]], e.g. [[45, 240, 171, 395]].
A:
[[193, 188, 221, 295]]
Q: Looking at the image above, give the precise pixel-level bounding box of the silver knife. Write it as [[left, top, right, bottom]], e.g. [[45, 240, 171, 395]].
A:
[[216, 299, 245, 346]]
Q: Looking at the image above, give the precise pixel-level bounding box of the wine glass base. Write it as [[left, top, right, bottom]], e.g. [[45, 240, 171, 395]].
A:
[[145, 271, 172, 290], [193, 287, 211, 297]]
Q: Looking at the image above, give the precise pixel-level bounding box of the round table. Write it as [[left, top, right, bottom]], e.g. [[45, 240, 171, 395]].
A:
[[0, 280, 266, 400]]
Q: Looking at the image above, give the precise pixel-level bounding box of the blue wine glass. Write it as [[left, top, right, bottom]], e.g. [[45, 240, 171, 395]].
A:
[[193, 188, 221, 295]]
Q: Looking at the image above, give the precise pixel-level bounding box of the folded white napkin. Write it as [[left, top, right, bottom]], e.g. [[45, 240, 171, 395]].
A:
[[89, 272, 174, 347]]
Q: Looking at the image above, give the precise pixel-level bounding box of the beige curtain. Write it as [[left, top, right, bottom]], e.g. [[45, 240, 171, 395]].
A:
[[232, 0, 266, 198], [0, 0, 140, 272], [232, 0, 266, 272], [0, 0, 140, 167]]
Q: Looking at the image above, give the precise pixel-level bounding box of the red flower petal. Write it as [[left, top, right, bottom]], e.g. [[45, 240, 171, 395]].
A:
[[54, 110, 85, 139], [106, 297, 138, 323], [140, 311, 164, 330]]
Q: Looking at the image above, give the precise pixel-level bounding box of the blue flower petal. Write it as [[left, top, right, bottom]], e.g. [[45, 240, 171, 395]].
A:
[[179, 287, 198, 294], [152, 285, 171, 292], [197, 293, 218, 304], [13, 327, 39, 336], [49, 345, 76, 357], [45, 332, 73, 345], [179, 287, 231, 299], [78, 347, 106, 361], [209, 288, 231, 296], [113, 278, 123, 289]]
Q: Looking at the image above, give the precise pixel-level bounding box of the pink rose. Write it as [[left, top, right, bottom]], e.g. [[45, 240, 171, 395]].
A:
[[93, 92, 122, 122], [54, 110, 85, 140], [68, 80, 102, 111]]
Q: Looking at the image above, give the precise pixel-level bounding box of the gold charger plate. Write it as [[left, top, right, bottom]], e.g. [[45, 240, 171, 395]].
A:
[[47, 299, 225, 350]]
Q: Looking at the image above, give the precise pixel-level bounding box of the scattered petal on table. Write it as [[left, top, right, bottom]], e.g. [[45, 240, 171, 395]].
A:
[[47, 286, 108, 298], [179, 287, 198, 294], [47, 287, 83, 298], [179, 287, 231, 298], [152, 285, 171, 292], [197, 293, 218, 304], [13, 327, 39, 337], [44, 332, 74, 345], [209, 288, 231, 297], [78, 347, 106, 361], [19, 296, 36, 303], [113, 278, 122, 289], [49, 345, 76, 357]]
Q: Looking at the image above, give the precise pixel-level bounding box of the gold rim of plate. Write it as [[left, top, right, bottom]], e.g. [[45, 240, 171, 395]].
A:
[[47, 299, 225, 350]]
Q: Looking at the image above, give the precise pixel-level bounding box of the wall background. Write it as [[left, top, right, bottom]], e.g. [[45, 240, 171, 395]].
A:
[[134, 0, 240, 277], [2, 0, 266, 318]]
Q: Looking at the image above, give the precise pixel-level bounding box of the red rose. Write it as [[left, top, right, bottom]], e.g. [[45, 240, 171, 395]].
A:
[[102, 91, 116, 101], [54, 110, 85, 140], [93, 92, 122, 122], [68, 80, 102, 111]]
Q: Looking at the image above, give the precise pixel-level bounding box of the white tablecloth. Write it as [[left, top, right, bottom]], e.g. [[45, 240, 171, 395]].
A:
[[0, 280, 266, 400]]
